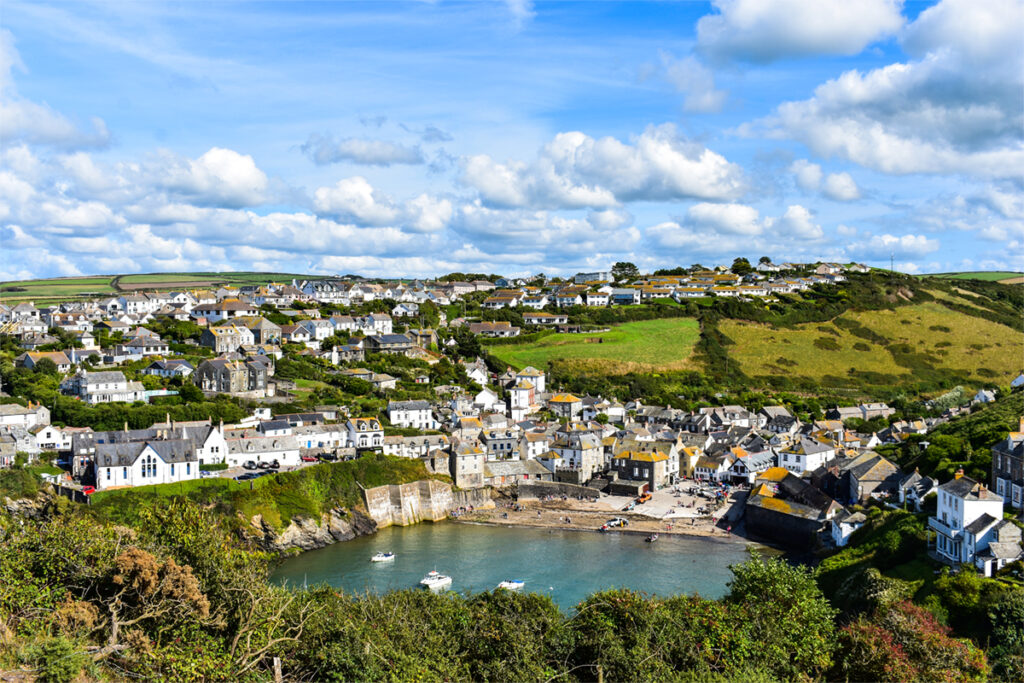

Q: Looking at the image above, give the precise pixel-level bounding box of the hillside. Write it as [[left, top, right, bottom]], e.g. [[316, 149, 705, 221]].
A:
[[488, 318, 701, 374], [0, 271, 322, 305], [921, 271, 1024, 284], [720, 301, 1022, 392]]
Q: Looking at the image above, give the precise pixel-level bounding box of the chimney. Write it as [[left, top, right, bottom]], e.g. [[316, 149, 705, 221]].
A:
[[954, 468, 964, 480]]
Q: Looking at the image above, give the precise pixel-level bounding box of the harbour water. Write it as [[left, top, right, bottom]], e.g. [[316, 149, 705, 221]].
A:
[[270, 521, 761, 610]]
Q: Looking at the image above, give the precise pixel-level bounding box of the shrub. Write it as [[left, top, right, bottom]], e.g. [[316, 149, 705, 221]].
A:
[[813, 336, 841, 351]]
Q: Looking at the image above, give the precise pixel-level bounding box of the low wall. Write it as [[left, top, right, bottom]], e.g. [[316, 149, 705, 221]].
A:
[[516, 480, 599, 501], [363, 479, 493, 527]]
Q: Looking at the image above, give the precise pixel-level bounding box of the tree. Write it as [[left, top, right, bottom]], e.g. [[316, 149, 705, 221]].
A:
[[33, 358, 59, 376], [611, 261, 640, 282], [726, 554, 837, 679], [731, 257, 752, 275], [759, 255, 772, 264]]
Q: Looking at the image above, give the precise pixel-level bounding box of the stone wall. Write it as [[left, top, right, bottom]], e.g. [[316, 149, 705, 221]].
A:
[[517, 480, 600, 501], [363, 479, 493, 528]]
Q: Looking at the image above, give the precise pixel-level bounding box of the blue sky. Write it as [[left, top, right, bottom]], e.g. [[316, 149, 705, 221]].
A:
[[1, 0, 1022, 279]]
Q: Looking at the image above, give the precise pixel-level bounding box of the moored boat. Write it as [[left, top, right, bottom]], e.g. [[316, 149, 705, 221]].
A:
[[645, 534, 659, 543], [497, 579, 525, 590], [371, 552, 396, 563], [420, 570, 453, 590]]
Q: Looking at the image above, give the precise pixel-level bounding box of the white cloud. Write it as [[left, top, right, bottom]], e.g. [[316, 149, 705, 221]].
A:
[[790, 159, 823, 192], [313, 177, 452, 233], [659, 53, 727, 113], [163, 147, 268, 208], [755, 0, 1024, 179], [768, 205, 823, 239], [301, 133, 423, 166], [852, 232, 941, 259], [696, 0, 904, 63], [822, 172, 861, 201], [461, 124, 745, 209], [685, 202, 762, 236]]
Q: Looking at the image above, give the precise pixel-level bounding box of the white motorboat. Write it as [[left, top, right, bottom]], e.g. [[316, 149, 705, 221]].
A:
[[370, 552, 395, 563], [420, 570, 453, 590], [497, 579, 525, 590]]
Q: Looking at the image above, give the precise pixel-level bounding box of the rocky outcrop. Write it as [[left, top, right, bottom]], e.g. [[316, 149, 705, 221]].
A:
[[3, 493, 52, 520], [248, 507, 377, 553]]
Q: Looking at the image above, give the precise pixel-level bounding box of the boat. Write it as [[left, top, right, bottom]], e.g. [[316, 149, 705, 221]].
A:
[[645, 534, 659, 543], [420, 570, 453, 590], [370, 552, 396, 563], [497, 579, 525, 590]]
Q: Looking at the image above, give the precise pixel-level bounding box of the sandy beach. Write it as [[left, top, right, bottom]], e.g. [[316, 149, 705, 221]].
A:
[[457, 485, 750, 542]]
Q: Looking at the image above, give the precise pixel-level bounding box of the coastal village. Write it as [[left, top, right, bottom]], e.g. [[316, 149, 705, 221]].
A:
[[2, 261, 1022, 580]]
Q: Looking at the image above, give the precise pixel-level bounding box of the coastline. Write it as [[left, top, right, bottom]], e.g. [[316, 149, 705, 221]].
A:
[[456, 496, 753, 545]]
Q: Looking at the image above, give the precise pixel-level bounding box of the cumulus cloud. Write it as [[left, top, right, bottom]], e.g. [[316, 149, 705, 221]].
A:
[[790, 160, 862, 200], [461, 124, 745, 209], [754, 0, 1024, 179], [658, 53, 727, 113], [163, 147, 268, 208], [822, 172, 861, 201], [851, 232, 941, 260], [301, 133, 424, 166], [696, 0, 905, 63], [685, 202, 762, 236], [313, 176, 452, 233], [0, 29, 109, 149], [790, 159, 823, 192], [767, 205, 823, 239]]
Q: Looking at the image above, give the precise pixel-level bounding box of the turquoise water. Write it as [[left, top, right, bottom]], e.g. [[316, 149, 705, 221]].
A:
[[270, 522, 759, 610]]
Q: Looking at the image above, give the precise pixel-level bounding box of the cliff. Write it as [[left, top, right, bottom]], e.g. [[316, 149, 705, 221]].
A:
[[247, 506, 378, 553]]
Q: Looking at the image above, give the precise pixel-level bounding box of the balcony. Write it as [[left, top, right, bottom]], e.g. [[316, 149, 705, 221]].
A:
[[928, 516, 961, 539]]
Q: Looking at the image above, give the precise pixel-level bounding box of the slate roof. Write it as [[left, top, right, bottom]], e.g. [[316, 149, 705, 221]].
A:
[[94, 439, 196, 467], [965, 513, 999, 536]]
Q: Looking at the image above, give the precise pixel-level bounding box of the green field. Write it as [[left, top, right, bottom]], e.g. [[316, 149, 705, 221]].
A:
[[721, 300, 1023, 388], [489, 318, 701, 373], [922, 271, 1023, 282], [0, 271, 324, 304], [0, 276, 117, 304]]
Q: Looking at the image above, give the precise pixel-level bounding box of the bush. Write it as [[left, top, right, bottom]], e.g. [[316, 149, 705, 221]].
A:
[[200, 463, 229, 471]]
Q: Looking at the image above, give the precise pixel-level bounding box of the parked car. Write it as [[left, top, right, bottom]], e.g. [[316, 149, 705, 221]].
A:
[[318, 453, 338, 462], [243, 461, 258, 470], [300, 455, 318, 463], [605, 517, 628, 528], [637, 492, 652, 504], [235, 472, 259, 481], [257, 460, 280, 470], [81, 485, 95, 495]]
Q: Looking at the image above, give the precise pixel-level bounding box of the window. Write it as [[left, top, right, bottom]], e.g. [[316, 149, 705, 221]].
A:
[[122, 467, 127, 479], [171, 464, 175, 476], [106, 468, 111, 480], [186, 463, 191, 475]]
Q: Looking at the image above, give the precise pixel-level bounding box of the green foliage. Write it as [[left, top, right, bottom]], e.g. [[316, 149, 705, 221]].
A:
[[24, 636, 88, 683], [725, 554, 837, 679]]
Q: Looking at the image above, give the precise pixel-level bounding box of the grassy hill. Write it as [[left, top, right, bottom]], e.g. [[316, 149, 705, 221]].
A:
[[0, 271, 322, 305], [720, 301, 1021, 391], [921, 271, 1023, 283], [487, 318, 701, 374]]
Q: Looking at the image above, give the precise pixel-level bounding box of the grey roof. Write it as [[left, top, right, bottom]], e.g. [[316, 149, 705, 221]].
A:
[[965, 513, 999, 536], [95, 439, 196, 467], [978, 542, 1024, 561], [259, 420, 292, 432], [484, 460, 551, 478], [389, 400, 431, 411], [82, 371, 128, 383], [939, 475, 1002, 501]]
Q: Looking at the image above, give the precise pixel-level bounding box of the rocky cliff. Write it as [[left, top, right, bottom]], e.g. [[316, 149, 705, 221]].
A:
[[247, 506, 377, 553]]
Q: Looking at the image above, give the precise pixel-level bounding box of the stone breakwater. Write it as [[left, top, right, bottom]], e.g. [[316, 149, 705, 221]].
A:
[[363, 479, 494, 528], [250, 479, 495, 553]]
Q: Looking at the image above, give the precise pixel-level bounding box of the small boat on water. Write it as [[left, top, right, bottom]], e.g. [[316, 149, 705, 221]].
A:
[[371, 552, 396, 563], [497, 579, 525, 590], [645, 534, 659, 543], [420, 570, 453, 590]]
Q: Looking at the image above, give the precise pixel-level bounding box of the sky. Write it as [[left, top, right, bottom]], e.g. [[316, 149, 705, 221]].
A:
[[0, 0, 1022, 280]]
